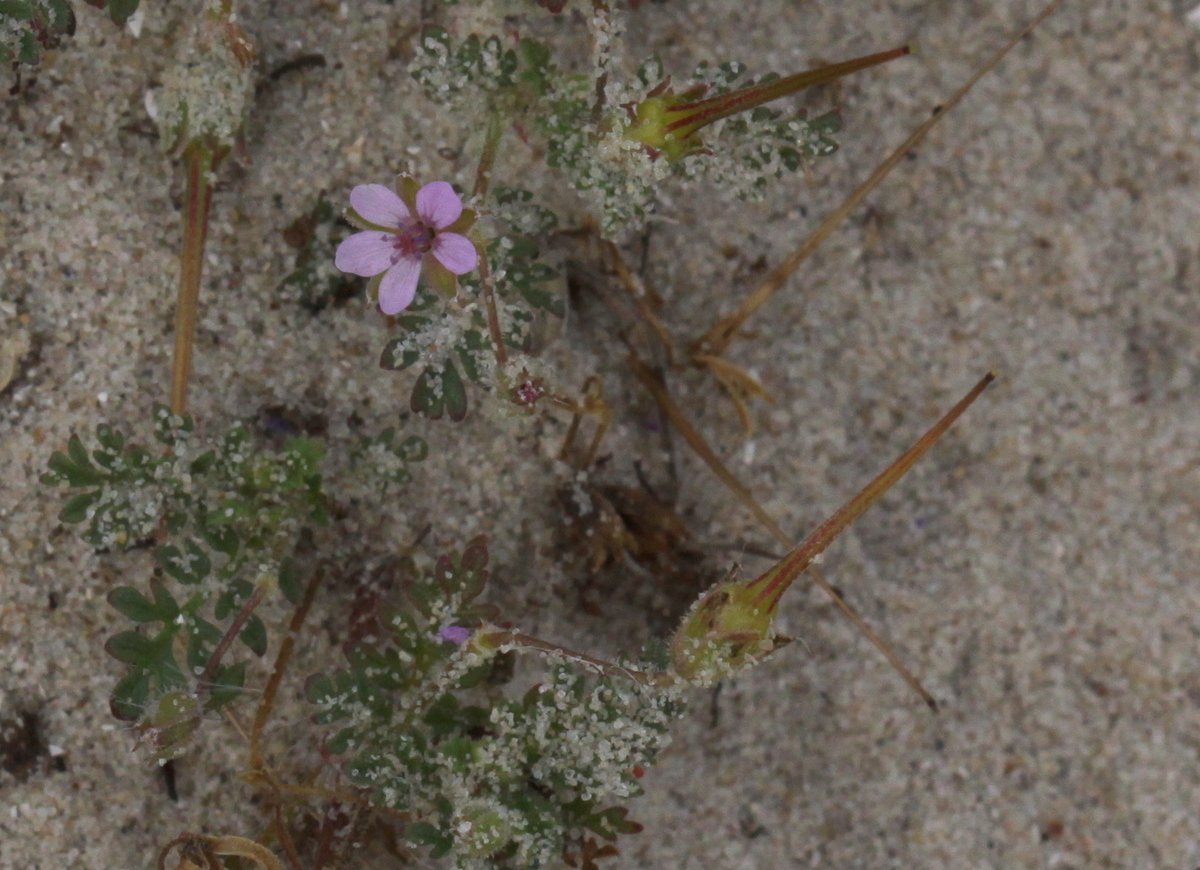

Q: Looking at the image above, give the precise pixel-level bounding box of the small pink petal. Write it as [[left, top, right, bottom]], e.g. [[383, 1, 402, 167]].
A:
[[350, 184, 409, 228], [416, 181, 464, 229], [438, 625, 472, 644], [378, 257, 422, 314], [431, 232, 477, 275], [336, 232, 397, 277]]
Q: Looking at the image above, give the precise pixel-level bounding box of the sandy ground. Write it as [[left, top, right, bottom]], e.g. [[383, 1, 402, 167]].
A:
[[3, 0, 1200, 868]]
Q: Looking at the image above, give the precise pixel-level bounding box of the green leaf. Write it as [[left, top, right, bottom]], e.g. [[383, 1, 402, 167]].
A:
[[455, 330, 487, 384], [110, 669, 151, 721], [106, 0, 141, 26], [152, 403, 193, 445], [240, 614, 268, 657], [214, 579, 253, 620], [105, 630, 159, 666], [379, 337, 420, 371], [45, 0, 74, 35], [521, 285, 565, 317], [326, 727, 355, 755], [16, 29, 37, 64], [201, 525, 239, 558], [0, 2, 33, 19], [189, 450, 216, 475], [205, 662, 246, 710], [305, 673, 336, 707], [59, 490, 100, 524], [595, 806, 644, 837], [45, 450, 106, 487], [184, 616, 224, 672], [520, 38, 551, 70], [434, 554, 456, 595], [278, 558, 303, 604], [66, 434, 90, 468], [156, 539, 211, 584], [107, 586, 159, 623], [150, 578, 180, 622], [284, 437, 325, 479], [410, 367, 445, 420], [407, 822, 454, 859], [442, 360, 467, 422], [459, 536, 489, 601], [95, 424, 125, 452], [398, 435, 428, 463]]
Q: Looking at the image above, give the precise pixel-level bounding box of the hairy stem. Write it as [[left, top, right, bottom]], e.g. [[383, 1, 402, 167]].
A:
[[476, 251, 509, 367], [198, 581, 266, 694], [482, 629, 676, 688]]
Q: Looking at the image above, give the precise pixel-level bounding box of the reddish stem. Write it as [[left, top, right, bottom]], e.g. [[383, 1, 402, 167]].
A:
[[170, 141, 217, 414], [747, 373, 995, 608], [198, 582, 266, 693]]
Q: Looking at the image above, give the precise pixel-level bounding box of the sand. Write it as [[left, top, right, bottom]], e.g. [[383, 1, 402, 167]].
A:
[[3, 0, 1199, 867]]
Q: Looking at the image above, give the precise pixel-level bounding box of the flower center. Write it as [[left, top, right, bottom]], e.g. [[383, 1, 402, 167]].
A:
[[392, 220, 434, 260]]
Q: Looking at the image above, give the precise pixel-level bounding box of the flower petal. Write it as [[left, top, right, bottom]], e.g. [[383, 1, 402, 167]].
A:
[[350, 184, 409, 228], [378, 257, 422, 314], [431, 232, 477, 275], [438, 625, 472, 644], [416, 181, 464, 229], [335, 232, 397, 277]]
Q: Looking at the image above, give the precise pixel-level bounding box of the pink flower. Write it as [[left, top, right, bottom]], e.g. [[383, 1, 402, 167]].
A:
[[335, 179, 478, 315], [438, 624, 472, 645]]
